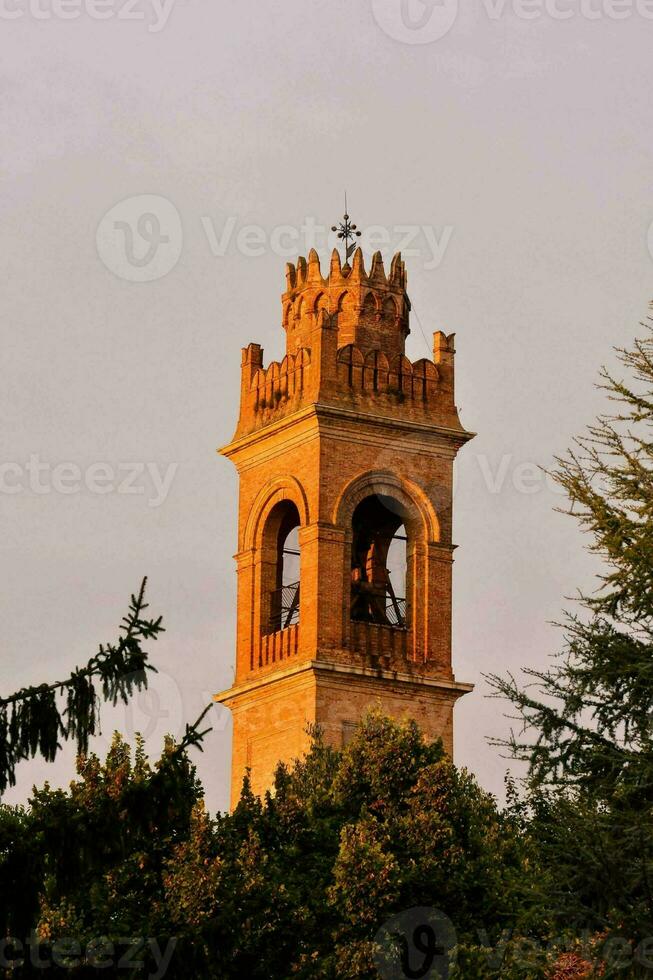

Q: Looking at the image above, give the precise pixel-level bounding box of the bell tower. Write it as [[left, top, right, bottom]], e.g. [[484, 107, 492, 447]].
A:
[[215, 240, 474, 807]]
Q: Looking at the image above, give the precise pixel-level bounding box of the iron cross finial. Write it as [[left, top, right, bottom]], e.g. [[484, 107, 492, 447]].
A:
[[331, 193, 362, 263]]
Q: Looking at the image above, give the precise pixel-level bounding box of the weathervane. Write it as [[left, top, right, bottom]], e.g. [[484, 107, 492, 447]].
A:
[[331, 193, 362, 263]]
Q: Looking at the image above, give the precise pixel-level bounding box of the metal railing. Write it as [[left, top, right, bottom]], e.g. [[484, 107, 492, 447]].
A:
[[269, 581, 300, 632], [385, 596, 407, 628], [351, 594, 407, 629]]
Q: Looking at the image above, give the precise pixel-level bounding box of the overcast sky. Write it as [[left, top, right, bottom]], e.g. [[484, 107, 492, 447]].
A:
[[1, 0, 652, 813]]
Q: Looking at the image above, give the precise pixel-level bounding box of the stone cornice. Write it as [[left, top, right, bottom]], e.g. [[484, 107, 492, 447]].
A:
[[219, 402, 475, 469], [214, 657, 474, 707]]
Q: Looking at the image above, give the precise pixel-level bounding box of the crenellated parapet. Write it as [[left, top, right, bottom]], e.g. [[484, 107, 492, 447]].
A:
[[232, 251, 463, 438], [282, 247, 409, 357], [250, 347, 312, 412], [330, 331, 457, 420], [234, 336, 460, 438], [336, 347, 438, 398]]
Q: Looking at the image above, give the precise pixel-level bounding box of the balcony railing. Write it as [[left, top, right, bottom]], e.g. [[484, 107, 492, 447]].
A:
[[351, 594, 407, 629], [269, 581, 300, 632], [385, 596, 407, 628]]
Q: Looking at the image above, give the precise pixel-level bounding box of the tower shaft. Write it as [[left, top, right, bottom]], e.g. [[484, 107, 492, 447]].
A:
[[215, 247, 474, 807]]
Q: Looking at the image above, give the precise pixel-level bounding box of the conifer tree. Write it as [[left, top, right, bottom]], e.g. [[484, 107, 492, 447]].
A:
[[489, 324, 653, 939]]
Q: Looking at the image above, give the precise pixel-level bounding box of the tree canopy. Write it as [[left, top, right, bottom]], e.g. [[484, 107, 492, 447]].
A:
[[1, 711, 548, 979]]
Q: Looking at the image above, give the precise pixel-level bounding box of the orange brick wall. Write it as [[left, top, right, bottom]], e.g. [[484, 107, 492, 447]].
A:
[[225, 666, 316, 801]]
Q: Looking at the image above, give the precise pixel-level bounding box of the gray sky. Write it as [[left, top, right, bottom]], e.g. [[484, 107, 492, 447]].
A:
[[1, 0, 652, 813]]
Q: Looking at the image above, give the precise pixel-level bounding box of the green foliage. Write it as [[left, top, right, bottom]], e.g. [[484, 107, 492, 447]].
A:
[[0, 710, 538, 978], [30, 729, 203, 944], [191, 712, 540, 978], [0, 579, 163, 793], [0, 802, 41, 941], [488, 326, 653, 944], [163, 800, 222, 930]]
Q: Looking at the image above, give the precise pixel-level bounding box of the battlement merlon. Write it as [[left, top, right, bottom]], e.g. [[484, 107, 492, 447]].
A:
[[284, 246, 407, 291], [433, 331, 456, 400], [241, 342, 263, 385]]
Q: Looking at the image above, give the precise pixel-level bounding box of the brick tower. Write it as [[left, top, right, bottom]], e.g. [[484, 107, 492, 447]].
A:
[[215, 245, 474, 807]]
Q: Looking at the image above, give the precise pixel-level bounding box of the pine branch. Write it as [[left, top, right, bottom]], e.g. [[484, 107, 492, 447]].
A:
[[0, 578, 163, 794], [138, 702, 214, 804], [173, 702, 214, 757]]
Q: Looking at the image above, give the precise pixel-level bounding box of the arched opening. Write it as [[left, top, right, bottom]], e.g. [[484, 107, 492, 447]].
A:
[[265, 500, 300, 632], [350, 494, 408, 628]]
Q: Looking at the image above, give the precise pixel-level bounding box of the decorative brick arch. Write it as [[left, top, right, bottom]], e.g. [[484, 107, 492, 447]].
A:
[[361, 290, 379, 316], [336, 289, 354, 313], [333, 470, 440, 543], [244, 475, 310, 552], [312, 291, 328, 314]]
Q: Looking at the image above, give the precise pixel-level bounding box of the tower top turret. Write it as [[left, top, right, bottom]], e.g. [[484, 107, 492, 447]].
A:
[[283, 247, 409, 356]]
